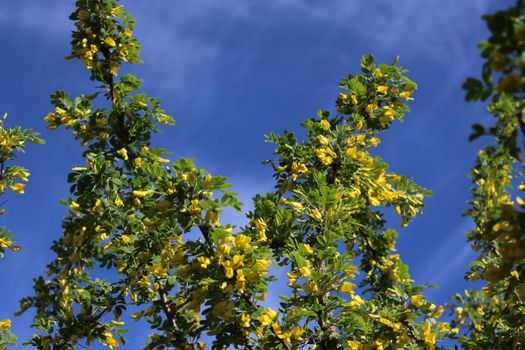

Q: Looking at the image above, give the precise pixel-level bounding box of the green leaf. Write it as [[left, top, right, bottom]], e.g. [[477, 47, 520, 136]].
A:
[[469, 124, 486, 142]]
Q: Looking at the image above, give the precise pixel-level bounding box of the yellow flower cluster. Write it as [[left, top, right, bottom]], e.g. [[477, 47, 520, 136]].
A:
[[271, 322, 305, 344], [0, 319, 11, 329], [315, 146, 337, 165], [421, 322, 436, 348]]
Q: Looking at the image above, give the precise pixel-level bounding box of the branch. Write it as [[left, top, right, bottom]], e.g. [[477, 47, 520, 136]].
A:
[[156, 283, 189, 347]]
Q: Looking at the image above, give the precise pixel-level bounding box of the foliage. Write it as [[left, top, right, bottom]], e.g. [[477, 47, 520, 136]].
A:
[[451, 1, 525, 348], [0, 113, 43, 349], [21, 1, 272, 349], [5, 0, 525, 349], [253, 55, 454, 349], [14, 0, 455, 349]]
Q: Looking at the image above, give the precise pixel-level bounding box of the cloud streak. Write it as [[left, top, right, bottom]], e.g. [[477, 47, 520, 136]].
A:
[[419, 219, 476, 291]]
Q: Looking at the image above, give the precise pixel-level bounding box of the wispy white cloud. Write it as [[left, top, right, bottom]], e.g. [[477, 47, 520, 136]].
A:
[[2, 0, 495, 117], [419, 219, 475, 290], [120, 0, 495, 114], [193, 0, 490, 61]]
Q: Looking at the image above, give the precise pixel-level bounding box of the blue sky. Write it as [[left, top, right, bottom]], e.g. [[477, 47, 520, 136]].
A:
[[0, 0, 513, 347]]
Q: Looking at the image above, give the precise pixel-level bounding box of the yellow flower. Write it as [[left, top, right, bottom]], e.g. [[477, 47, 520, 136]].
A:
[[287, 273, 298, 286], [346, 147, 357, 158], [315, 148, 335, 165], [233, 234, 251, 250], [289, 201, 304, 212], [190, 199, 200, 213], [10, 183, 25, 194], [258, 308, 277, 327], [254, 218, 266, 231], [254, 259, 272, 277], [368, 137, 380, 147], [114, 196, 124, 207], [347, 340, 361, 350], [111, 5, 123, 17], [218, 242, 231, 256], [235, 269, 246, 292], [422, 322, 436, 346], [303, 244, 314, 255], [455, 307, 464, 319], [379, 317, 394, 328], [377, 85, 389, 94], [351, 94, 358, 105], [157, 114, 174, 124], [232, 254, 244, 267], [369, 196, 381, 207], [319, 119, 331, 130], [374, 339, 385, 350], [0, 238, 12, 249], [289, 327, 305, 341], [103, 330, 120, 349], [221, 260, 234, 279], [0, 319, 11, 329], [341, 282, 355, 294], [348, 295, 365, 309], [439, 322, 450, 333], [137, 275, 151, 290], [92, 199, 103, 213], [291, 161, 308, 174], [317, 135, 330, 145], [433, 305, 444, 318], [311, 208, 322, 220], [410, 294, 424, 307], [325, 147, 337, 158], [118, 148, 128, 160], [399, 90, 414, 101], [366, 102, 377, 115], [16, 169, 30, 182], [121, 235, 131, 244], [375, 68, 383, 78], [68, 201, 80, 211], [197, 256, 211, 269], [105, 37, 117, 47], [241, 313, 251, 328], [132, 190, 150, 199], [299, 266, 312, 278]]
